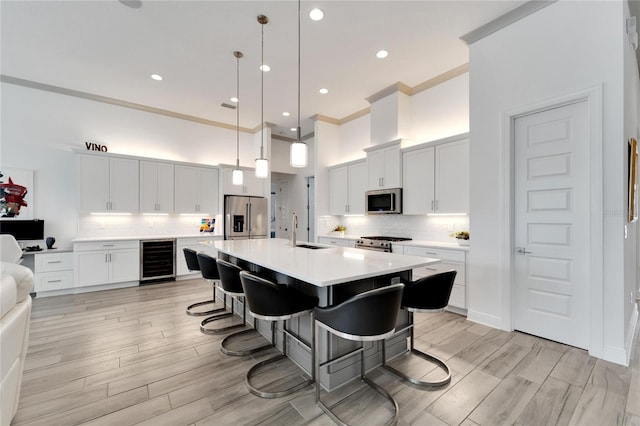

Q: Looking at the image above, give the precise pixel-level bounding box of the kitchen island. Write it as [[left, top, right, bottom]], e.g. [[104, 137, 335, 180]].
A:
[[206, 238, 439, 390]]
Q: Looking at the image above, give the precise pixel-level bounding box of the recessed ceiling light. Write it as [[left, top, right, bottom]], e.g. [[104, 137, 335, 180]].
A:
[[259, 64, 271, 72], [376, 50, 389, 59], [282, 112, 290, 116], [230, 97, 239, 103], [309, 8, 324, 21], [319, 88, 328, 94], [290, 127, 297, 132], [150, 74, 163, 81]]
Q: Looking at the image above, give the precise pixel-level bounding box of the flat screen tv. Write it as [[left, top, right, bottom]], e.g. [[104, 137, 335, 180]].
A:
[[0, 219, 45, 241]]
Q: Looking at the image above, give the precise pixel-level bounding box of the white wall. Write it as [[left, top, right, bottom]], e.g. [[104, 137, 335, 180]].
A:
[[0, 82, 286, 247], [410, 73, 470, 146], [469, 0, 634, 364]]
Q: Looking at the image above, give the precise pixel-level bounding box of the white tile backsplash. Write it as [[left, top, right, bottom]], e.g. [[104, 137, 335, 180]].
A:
[[77, 214, 223, 238], [331, 214, 469, 242]]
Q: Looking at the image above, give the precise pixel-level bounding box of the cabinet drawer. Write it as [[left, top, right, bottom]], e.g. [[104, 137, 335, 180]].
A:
[[412, 260, 465, 285], [403, 246, 465, 262], [35, 252, 73, 272], [318, 237, 354, 248], [35, 270, 74, 292], [74, 240, 139, 252], [448, 284, 466, 309]]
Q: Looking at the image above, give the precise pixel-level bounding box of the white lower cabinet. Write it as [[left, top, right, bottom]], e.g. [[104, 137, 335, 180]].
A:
[[74, 241, 139, 287], [317, 236, 356, 248], [402, 245, 467, 311], [32, 252, 74, 292]]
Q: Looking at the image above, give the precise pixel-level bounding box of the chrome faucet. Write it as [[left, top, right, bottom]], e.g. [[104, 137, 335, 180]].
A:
[[291, 212, 298, 247]]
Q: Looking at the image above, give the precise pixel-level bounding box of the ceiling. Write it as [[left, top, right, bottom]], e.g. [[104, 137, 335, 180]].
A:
[[0, 1, 524, 138]]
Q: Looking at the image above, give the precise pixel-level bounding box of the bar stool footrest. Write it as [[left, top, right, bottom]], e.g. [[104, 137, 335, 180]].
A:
[[220, 329, 274, 356], [246, 354, 313, 399]]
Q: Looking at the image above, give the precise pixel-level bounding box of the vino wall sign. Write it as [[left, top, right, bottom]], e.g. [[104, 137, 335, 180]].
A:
[[85, 142, 108, 152]]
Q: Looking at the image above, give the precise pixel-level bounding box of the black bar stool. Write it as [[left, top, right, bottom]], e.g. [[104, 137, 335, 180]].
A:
[[184, 248, 225, 317], [382, 270, 456, 388], [196, 255, 246, 337], [313, 284, 404, 426], [239, 271, 318, 399], [212, 258, 273, 356]]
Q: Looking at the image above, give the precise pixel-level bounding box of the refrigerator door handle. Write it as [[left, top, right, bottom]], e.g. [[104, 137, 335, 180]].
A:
[[246, 203, 251, 233]]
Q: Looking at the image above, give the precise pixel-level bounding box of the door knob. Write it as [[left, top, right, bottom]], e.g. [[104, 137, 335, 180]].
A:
[[515, 247, 533, 255]]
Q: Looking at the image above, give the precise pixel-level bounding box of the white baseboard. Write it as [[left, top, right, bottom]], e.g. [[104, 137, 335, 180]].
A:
[[467, 309, 502, 329], [601, 307, 638, 366]]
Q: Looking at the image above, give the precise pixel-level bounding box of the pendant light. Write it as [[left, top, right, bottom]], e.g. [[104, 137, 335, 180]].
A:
[[255, 15, 269, 178], [232, 51, 244, 186], [290, 0, 308, 168]]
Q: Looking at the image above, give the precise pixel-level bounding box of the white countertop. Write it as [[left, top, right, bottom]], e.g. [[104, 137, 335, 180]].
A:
[[72, 234, 223, 243], [208, 238, 439, 287]]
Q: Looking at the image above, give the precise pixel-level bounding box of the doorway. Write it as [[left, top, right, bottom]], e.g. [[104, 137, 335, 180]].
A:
[[512, 100, 590, 349]]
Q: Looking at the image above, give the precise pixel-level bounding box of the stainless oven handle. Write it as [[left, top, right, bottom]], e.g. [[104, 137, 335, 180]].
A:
[[355, 245, 390, 253]]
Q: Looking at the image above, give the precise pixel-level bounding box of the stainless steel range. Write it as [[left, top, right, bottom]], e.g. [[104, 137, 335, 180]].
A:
[[355, 236, 412, 252]]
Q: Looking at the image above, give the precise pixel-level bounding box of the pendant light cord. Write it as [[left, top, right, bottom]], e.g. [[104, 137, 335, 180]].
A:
[[297, 0, 301, 142], [261, 19, 264, 157], [236, 53, 240, 167]]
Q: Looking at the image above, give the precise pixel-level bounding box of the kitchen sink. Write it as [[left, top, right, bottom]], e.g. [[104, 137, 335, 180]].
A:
[[296, 244, 329, 250]]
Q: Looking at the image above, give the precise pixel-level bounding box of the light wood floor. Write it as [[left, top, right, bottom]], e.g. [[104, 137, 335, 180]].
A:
[[12, 279, 640, 426]]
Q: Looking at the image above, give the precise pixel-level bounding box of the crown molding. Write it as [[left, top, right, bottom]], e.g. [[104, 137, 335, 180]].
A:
[[0, 74, 254, 133], [311, 114, 340, 125], [365, 82, 412, 104], [460, 0, 556, 45], [412, 63, 469, 95]]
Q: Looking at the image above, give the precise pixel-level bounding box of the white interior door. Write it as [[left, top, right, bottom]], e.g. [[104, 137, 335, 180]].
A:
[[307, 177, 315, 242], [513, 100, 590, 349]]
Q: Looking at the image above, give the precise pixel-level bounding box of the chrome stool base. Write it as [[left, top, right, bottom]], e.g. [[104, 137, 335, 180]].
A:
[[382, 312, 451, 388], [382, 347, 451, 388], [220, 328, 273, 356], [186, 299, 226, 317], [246, 354, 313, 399]]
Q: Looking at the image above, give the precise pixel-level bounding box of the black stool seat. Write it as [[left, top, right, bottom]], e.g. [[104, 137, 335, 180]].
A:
[[184, 248, 225, 317], [382, 270, 456, 389], [314, 284, 404, 426], [240, 271, 318, 399]]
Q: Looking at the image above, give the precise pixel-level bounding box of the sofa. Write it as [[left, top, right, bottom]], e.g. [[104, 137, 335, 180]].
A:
[[0, 235, 33, 426]]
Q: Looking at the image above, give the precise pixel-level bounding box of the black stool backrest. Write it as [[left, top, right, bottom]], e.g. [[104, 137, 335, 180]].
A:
[[239, 271, 318, 318], [314, 284, 404, 338], [196, 252, 220, 281], [403, 270, 456, 310], [216, 259, 244, 294], [183, 248, 200, 272]]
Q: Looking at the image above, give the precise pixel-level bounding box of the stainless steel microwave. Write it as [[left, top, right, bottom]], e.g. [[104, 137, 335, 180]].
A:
[[366, 188, 402, 214]]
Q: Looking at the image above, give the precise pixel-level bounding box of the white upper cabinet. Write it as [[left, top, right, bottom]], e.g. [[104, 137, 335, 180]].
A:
[[140, 161, 174, 213], [403, 146, 436, 214], [402, 136, 469, 214], [364, 140, 402, 190], [329, 160, 367, 215], [174, 165, 219, 214], [221, 167, 267, 197], [435, 139, 470, 214], [78, 154, 139, 213]]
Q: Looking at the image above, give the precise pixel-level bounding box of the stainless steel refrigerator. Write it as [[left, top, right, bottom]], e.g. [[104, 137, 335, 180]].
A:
[[224, 195, 268, 240]]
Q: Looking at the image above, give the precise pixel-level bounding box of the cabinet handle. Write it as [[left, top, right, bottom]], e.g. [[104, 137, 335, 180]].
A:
[[109, 253, 112, 262], [435, 200, 439, 211], [425, 267, 438, 272], [47, 261, 62, 264], [431, 200, 434, 211], [424, 252, 438, 256], [103, 244, 114, 247], [105, 253, 108, 263], [106, 201, 110, 210], [47, 279, 62, 283]]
